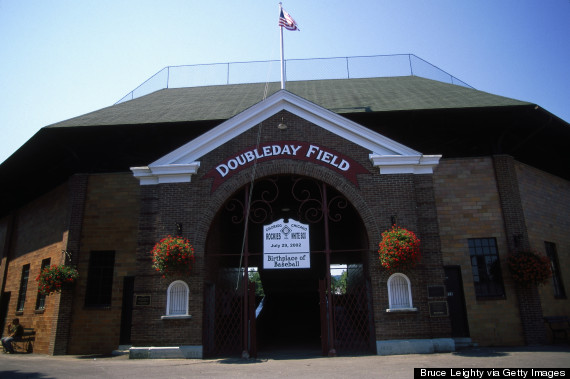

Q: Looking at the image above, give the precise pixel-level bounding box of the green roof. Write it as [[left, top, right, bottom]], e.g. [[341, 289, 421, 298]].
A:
[[47, 76, 531, 128]]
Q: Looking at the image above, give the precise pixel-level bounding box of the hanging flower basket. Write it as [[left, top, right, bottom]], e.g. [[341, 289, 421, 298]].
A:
[[151, 235, 195, 277], [36, 265, 79, 295], [507, 251, 551, 286], [378, 225, 421, 272]]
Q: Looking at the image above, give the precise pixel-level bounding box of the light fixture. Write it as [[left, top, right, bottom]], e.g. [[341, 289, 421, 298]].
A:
[[277, 123, 287, 130]]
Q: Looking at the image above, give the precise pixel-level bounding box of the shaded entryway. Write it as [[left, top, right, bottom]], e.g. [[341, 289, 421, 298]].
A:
[[203, 175, 375, 358], [444, 266, 470, 338]]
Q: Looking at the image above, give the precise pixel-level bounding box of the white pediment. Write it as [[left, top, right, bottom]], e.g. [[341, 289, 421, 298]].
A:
[[131, 90, 440, 185]]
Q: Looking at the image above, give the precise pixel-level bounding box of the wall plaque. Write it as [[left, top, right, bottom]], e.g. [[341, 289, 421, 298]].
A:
[[428, 301, 449, 317], [135, 294, 151, 306], [263, 218, 310, 269], [427, 285, 446, 298]]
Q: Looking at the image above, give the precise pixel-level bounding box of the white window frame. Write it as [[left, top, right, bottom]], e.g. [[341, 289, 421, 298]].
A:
[[161, 280, 192, 319], [386, 273, 417, 312]]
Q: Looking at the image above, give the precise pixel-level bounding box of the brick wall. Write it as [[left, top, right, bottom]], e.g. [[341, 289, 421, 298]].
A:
[[433, 157, 524, 346], [366, 174, 451, 341], [49, 174, 88, 355], [131, 183, 204, 347], [67, 173, 139, 354], [0, 183, 70, 354], [0, 215, 13, 330], [493, 155, 546, 345], [516, 162, 570, 338]]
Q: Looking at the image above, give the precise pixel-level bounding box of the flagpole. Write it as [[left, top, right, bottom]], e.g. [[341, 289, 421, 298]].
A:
[[279, 2, 286, 90]]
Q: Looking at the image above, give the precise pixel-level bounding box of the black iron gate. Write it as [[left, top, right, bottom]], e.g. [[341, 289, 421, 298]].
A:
[[203, 269, 243, 357], [332, 264, 375, 354]]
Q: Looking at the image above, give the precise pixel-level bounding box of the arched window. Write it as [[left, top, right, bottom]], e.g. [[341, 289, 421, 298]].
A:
[[387, 273, 415, 311], [166, 280, 189, 316]]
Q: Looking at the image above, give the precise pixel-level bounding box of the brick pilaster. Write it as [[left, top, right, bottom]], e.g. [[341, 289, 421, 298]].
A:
[[49, 174, 88, 355], [130, 185, 159, 346], [493, 155, 546, 345]]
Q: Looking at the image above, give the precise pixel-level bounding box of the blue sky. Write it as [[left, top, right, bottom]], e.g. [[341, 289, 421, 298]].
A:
[[1, 0, 569, 164]]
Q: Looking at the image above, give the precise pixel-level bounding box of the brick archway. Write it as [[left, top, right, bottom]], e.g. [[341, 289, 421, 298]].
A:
[[201, 161, 377, 357]]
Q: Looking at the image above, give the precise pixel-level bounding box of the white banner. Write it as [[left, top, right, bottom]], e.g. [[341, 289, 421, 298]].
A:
[[263, 218, 310, 269]]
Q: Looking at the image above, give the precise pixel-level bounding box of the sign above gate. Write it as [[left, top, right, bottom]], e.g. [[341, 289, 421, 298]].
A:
[[203, 141, 369, 192], [263, 218, 310, 269]]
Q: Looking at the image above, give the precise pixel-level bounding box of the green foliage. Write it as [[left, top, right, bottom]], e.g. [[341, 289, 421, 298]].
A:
[[248, 270, 265, 297], [332, 270, 348, 294]]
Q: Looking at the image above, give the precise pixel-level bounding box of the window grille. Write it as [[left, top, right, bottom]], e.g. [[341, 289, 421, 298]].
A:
[[468, 238, 505, 298], [16, 264, 30, 312], [85, 251, 115, 307], [35, 258, 51, 310], [387, 273, 413, 309], [167, 281, 189, 316], [545, 241, 566, 299]]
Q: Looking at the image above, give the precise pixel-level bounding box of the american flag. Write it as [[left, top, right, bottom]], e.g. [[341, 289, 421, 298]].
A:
[[279, 7, 300, 31]]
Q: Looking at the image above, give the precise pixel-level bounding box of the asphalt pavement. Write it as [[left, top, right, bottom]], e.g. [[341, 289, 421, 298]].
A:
[[0, 345, 569, 379]]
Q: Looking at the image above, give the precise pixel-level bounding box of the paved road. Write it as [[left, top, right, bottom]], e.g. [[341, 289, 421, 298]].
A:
[[0, 345, 569, 379]]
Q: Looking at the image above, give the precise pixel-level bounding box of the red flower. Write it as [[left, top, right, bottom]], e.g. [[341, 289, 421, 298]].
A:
[[36, 265, 79, 295], [378, 225, 421, 273], [507, 251, 551, 286], [151, 235, 195, 277]]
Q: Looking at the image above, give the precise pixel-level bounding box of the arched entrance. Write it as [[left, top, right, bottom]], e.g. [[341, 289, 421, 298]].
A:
[[203, 175, 375, 357]]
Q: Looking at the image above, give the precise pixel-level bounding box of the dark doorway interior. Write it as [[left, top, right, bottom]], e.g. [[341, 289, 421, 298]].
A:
[[444, 266, 470, 337], [0, 292, 11, 338], [256, 291, 321, 351], [119, 276, 134, 345]]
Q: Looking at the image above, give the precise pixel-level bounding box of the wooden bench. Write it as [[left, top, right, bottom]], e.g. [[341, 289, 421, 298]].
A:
[[544, 316, 569, 344], [12, 328, 35, 353]]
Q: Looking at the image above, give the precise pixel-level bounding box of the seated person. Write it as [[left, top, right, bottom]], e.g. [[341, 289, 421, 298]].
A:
[[2, 318, 24, 354]]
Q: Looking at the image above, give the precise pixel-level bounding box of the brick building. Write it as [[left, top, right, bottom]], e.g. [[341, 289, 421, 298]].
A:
[[0, 74, 568, 357]]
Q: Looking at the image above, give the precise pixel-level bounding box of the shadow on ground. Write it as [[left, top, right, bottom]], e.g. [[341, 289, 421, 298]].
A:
[[453, 344, 570, 358]]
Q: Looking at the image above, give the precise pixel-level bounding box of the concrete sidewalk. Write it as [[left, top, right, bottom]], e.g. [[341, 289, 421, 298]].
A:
[[1, 345, 569, 379]]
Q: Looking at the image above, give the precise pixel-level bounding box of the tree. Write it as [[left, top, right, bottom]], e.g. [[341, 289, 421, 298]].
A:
[[248, 270, 265, 297], [332, 270, 347, 294]]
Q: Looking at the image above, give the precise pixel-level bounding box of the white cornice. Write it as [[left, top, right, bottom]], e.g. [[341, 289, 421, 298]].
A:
[[369, 154, 441, 174], [131, 163, 200, 185]]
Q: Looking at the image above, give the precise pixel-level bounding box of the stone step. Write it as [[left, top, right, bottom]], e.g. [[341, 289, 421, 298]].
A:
[[453, 337, 477, 349]]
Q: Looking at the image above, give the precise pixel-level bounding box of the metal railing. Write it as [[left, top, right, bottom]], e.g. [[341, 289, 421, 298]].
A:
[[116, 54, 473, 104]]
